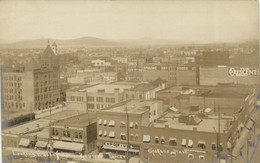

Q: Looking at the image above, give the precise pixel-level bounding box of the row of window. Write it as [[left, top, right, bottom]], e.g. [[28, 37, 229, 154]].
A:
[[4, 102, 25, 109], [86, 96, 115, 103], [35, 93, 59, 101], [98, 120, 139, 129], [70, 96, 84, 102], [52, 129, 83, 139], [3, 88, 22, 94], [3, 82, 22, 87], [143, 135, 226, 151], [3, 76, 21, 81], [34, 73, 59, 80], [98, 130, 139, 141], [4, 95, 22, 101]]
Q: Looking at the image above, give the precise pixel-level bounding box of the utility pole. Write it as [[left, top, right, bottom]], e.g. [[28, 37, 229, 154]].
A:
[[125, 105, 130, 163], [48, 108, 53, 163], [217, 105, 221, 163]]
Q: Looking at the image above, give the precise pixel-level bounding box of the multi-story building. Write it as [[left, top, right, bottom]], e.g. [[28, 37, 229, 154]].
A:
[[66, 83, 136, 112], [126, 58, 146, 81], [196, 51, 230, 66], [200, 66, 260, 86], [96, 99, 163, 160], [1, 42, 60, 112], [142, 63, 198, 85], [51, 113, 97, 154], [96, 85, 259, 163]]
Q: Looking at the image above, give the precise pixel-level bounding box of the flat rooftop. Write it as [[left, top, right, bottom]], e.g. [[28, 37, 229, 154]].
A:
[[160, 85, 252, 99], [152, 113, 232, 133], [79, 83, 135, 93], [53, 113, 97, 126], [100, 100, 150, 115], [2, 118, 53, 135], [42, 110, 86, 121]]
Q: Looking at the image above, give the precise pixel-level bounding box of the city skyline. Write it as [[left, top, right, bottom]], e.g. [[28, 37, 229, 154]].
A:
[[0, 0, 258, 44]]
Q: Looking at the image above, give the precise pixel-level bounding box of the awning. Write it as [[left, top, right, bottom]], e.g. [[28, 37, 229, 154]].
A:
[[53, 141, 84, 152], [155, 136, 159, 139], [204, 108, 212, 113], [108, 120, 115, 127], [169, 106, 178, 112], [182, 139, 186, 146], [109, 131, 115, 138], [103, 120, 107, 125], [143, 135, 150, 143], [120, 132, 126, 136], [188, 139, 193, 147], [99, 130, 102, 136], [35, 141, 48, 148], [212, 142, 216, 145], [19, 138, 30, 147], [198, 141, 206, 144], [169, 137, 177, 141], [104, 131, 107, 136], [161, 136, 165, 140], [98, 119, 102, 125], [130, 122, 134, 128]]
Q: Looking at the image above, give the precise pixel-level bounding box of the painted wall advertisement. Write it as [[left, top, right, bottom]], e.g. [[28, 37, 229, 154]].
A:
[[229, 68, 260, 77]]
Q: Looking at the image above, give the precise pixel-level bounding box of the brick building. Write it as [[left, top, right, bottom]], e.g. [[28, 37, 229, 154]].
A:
[[1, 42, 60, 111]]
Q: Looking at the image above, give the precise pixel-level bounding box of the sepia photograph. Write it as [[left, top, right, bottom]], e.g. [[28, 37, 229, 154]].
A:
[[0, 0, 259, 163]]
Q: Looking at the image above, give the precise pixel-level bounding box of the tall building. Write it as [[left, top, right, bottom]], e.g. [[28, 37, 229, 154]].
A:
[[1, 42, 60, 112]]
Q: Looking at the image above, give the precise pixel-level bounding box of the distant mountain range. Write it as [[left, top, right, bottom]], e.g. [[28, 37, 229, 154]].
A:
[[0, 37, 120, 49]]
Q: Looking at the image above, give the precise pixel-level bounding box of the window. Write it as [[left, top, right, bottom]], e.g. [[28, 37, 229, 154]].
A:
[[70, 96, 75, 101], [75, 132, 78, 138], [135, 134, 138, 141], [87, 96, 94, 101], [104, 131, 107, 137], [109, 131, 115, 138], [211, 142, 216, 150], [108, 120, 115, 127], [96, 97, 103, 102], [120, 121, 126, 128], [199, 155, 205, 160], [103, 120, 107, 126], [143, 135, 151, 143], [98, 119, 102, 125], [134, 122, 138, 129], [170, 152, 176, 157], [121, 133, 126, 140], [198, 141, 206, 149], [87, 103, 94, 109], [169, 138, 177, 146], [188, 139, 193, 148], [188, 154, 194, 159], [55, 130, 59, 136], [155, 136, 159, 144], [130, 134, 134, 141], [99, 130, 102, 136], [182, 139, 186, 147], [161, 137, 165, 144], [130, 122, 134, 128], [79, 132, 82, 139]]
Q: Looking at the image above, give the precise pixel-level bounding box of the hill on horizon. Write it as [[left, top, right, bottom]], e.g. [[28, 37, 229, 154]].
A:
[[0, 37, 120, 49]]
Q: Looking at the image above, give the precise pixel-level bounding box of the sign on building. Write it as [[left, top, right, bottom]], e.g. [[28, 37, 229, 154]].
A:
[[228, 68, 260, 77]]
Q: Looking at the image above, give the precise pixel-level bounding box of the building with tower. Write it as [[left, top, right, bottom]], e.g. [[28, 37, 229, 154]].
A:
[[1, 41, 60, 112]]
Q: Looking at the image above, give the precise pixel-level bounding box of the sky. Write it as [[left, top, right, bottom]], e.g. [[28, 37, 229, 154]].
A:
[[0, 0, 259, 44]]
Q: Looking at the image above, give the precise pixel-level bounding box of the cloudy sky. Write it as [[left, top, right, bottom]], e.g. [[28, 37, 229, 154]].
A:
[[0, 0, 258, 44]]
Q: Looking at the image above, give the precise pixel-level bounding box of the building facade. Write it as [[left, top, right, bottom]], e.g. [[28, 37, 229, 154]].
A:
[[1, 42, 60, 112]]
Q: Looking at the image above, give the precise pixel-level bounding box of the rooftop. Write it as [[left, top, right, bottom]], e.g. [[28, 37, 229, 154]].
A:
[[53, 113, 97, 127], [100, 100, 150, 115], [77, 83, 135, 93], [152, 113, 232, 133], [2, 118, 53, 135], [130, 84, 157, 91]]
